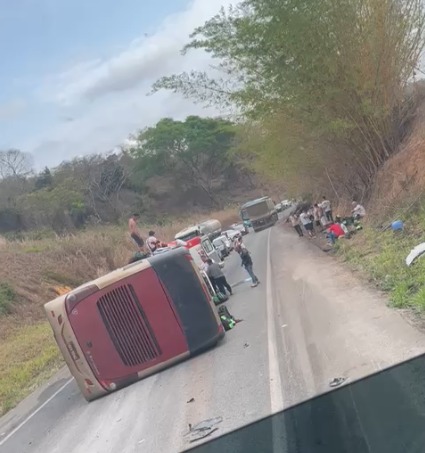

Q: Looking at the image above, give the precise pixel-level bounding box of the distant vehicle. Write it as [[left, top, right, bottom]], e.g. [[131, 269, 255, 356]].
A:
[[44, 248, 224, 401], [213, 236, 231, 259], [231, 223, 249, 235], [169, 235, 223, 269], [223, 229, 242, 241], [275, 202, 283, 213], [174, 219, 222, 243], [240, 196, 278, 233], [281, 199, 292, 209]]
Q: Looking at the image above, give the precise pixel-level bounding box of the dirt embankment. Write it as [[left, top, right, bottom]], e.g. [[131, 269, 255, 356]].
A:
[[369, 84, 425, 219]]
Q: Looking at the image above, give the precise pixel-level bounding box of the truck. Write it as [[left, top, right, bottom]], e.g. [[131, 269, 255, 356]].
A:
[[240, 196, 278, 233]]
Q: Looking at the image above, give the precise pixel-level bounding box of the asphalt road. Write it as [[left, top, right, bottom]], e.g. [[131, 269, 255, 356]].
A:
[[2, 216, 425, 452]]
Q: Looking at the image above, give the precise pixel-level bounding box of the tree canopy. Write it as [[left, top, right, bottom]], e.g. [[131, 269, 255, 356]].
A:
[[130, 116, 239, 204]]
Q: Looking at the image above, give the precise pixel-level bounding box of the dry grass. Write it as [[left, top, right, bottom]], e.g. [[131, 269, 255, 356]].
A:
[[0, 208, 239, 415]]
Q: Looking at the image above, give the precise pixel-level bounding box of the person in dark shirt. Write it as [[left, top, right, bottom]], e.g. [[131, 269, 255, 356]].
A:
[[240, 248, 259, 287]]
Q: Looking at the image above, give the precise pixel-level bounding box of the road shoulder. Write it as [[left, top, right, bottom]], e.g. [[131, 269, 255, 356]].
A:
[[269, 224, 425, 406]]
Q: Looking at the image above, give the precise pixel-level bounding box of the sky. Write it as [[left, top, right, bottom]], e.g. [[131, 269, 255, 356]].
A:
[[0, 0, 234, 169]]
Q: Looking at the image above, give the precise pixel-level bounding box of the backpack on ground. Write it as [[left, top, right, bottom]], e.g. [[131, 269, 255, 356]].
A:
[[218, 305, 236, 331], [213, 291, 228, 305]]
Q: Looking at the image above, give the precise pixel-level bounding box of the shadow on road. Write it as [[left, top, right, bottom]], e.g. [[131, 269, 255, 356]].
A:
[[184, 352, 425, 453]]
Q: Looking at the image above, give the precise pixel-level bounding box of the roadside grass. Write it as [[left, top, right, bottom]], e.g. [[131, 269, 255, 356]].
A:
[[0, 323, 63, 416], [337, 210, 425, 312], [0, 207, 240, 416]]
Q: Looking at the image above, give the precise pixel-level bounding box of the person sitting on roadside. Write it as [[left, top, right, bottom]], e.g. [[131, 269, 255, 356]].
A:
[[352, 201, 366, 220], [206, 258, 233, 296], [326, 222, 345, 245], [147, 230, 158, 254]]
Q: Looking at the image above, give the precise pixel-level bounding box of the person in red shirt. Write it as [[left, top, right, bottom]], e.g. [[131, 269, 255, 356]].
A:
[[326, 222, 345, 245]]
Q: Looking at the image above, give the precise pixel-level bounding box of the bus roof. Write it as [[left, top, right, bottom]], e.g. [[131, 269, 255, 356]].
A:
[[240, 196, 271, 209]]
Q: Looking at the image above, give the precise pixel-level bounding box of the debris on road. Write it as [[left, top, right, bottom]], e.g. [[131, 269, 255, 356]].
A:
[[187, 398, 195, 403], [185, 417, 223, 443], [329, 377, 347, 388]]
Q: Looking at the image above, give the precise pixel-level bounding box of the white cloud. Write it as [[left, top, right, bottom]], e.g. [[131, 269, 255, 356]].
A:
[[29, 0, 236, 168], [42, 0, 233, 106]]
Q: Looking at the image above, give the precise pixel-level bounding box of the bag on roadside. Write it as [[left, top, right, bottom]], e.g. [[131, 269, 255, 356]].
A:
[[213, 291, 228, 305], [218, 305, 236, 331]]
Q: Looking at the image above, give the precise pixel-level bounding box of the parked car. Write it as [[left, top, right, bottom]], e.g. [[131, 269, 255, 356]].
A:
[[281, 199, 293, 209], [231, 223, 249, 235], [275, 202, 283, 213], [223, 229, 242, 241], [213, 236, 231, 259]]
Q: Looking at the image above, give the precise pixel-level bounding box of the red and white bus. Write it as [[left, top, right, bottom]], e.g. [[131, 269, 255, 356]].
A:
[[44, 248, 224, 401]]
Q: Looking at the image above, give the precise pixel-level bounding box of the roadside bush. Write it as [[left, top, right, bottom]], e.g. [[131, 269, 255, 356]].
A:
[[0, 283, 16, 315]]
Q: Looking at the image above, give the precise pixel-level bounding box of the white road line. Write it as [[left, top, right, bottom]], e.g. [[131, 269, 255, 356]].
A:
[[0, 377, 73, 446], [266, 229, 284, 413]]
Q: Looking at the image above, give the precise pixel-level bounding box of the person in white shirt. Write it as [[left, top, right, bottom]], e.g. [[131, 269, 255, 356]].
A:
[[321, 196, 333, 223], [147, 231, 159, 254], [299, 210, 315, 238], [289, 214, 303, 237], [352, 201, 366, 219]]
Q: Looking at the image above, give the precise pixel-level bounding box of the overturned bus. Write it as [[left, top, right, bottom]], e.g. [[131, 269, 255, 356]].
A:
[[44, 248, 224, 401]]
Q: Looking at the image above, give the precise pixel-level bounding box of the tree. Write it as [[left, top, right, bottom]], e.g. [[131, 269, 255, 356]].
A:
[[53, 155, 129, 222], [130, 116, 237, 204], [153, 0, 425, 197], [0, 149, 33, 178], [34, 167, 53, 190]]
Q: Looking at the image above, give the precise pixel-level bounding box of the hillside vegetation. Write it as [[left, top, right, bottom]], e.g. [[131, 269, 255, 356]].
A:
[[0, 116, 266, 235]]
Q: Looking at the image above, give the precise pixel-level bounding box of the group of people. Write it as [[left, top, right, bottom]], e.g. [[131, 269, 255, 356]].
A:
[[289, 196, 335, 239], [288, 197, 366, 245], [129, 213, 260, 295], [128, 213, 167, 255]]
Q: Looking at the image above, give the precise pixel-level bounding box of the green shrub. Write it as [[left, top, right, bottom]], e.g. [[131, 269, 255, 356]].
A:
[[0, 283, 16, 315]]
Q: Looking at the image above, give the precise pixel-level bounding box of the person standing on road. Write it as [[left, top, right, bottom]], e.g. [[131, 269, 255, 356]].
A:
[[289, 213, 303, 237], [128, 213, 145, 251], [299, 209, 315, 238], [206, 259, 233, 295], [240, 248, 259, 287], [321, 196, 334, 223]]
